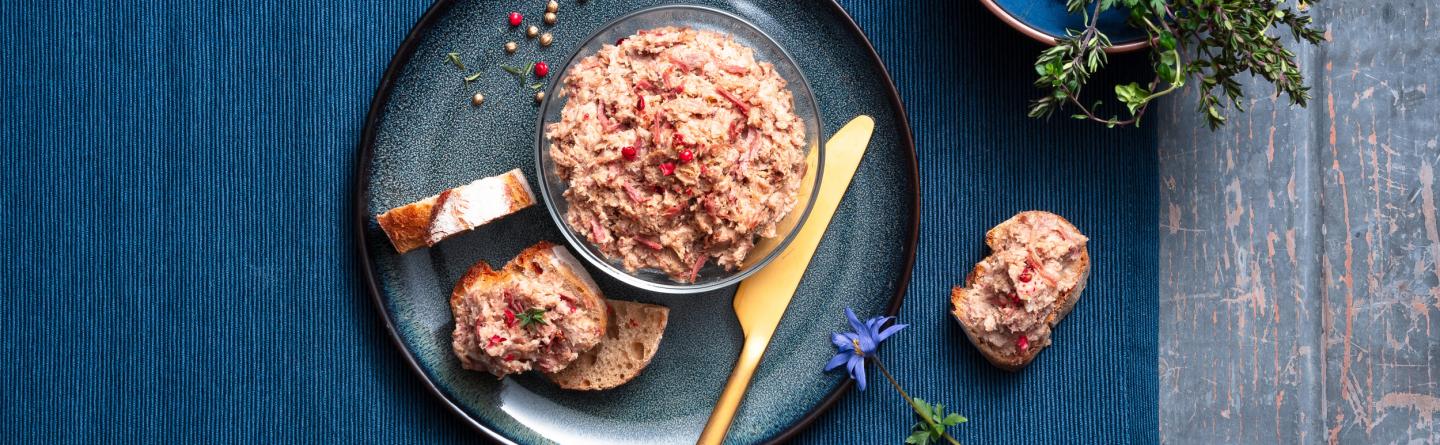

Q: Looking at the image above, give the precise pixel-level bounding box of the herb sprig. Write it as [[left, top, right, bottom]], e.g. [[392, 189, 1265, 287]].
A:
[[1028, 0, 1326, 128], [446, 52, 466, 71], [518, 307, 547, 328], [906, 398, 968, 445], [501, 62, 546, 91], [447, 52, 484, 84]]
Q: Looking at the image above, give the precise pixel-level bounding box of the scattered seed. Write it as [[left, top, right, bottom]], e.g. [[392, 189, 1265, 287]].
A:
[[526, 25, 539, 39], [539, 32, 554, 47], [504, 41, 518, 54], [534, 91, 546, 103], [543, 12, 557, 25], [546, 0, 559, 13], [470, 92, 485, 106]]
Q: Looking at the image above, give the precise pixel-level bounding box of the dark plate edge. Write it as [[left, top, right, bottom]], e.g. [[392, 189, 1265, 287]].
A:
[[349, 1, 919, 444]]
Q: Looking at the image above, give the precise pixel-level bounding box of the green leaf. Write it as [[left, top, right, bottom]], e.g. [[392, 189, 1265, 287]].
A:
[[906, 397, 966, 445], [1114, 82, 1151, 115], [446, 52, 466, 71], [464, 72, 482, 83], [1158, 49, 1181, 83], [518, 307, 547, 328], [1159, 33, 1177, 51]]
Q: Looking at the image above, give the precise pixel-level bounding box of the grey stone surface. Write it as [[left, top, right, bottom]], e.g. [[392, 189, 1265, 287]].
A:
[[1158, 0, 1440, 443]]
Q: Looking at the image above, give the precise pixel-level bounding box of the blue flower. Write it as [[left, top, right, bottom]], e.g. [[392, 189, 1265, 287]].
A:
[[824, 307, 906, 391]]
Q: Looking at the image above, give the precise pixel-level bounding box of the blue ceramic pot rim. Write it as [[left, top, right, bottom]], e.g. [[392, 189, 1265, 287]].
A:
[[351, 1, 918, 443], [979, 0, 1150, 53], [532, 4, 824, 295]]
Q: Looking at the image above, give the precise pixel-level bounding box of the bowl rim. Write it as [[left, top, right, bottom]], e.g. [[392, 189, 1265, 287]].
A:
[[978, 0, 1150, 53], [532, 4, 825, 294]]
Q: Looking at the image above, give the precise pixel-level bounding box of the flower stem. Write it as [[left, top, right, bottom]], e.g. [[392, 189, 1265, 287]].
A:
[[872, 357, 961, 445]]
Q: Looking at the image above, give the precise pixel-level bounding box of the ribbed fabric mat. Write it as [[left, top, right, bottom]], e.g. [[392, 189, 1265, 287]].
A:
[[792, 2, 1159, 443], [0, 0, 1157, 444]]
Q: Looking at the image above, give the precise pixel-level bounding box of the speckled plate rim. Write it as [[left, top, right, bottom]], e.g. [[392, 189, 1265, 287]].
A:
[[978, 0, 1150, 53], [350, 1, 919, 443]]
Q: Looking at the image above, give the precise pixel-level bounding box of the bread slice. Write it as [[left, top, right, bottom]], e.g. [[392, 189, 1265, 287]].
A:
[[450, 242, 609, 378], [377, 169, 536, 253], [544, 299, 669, 390], [950, 211, 1090, 371]]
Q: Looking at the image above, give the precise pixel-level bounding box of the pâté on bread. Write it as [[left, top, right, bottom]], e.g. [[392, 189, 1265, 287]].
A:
[[450, 242, 669, 389], [950, 211, 1090, 371]]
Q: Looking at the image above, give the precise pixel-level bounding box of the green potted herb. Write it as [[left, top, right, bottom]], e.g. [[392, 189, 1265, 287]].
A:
[[1028, 0, 1326, 128]]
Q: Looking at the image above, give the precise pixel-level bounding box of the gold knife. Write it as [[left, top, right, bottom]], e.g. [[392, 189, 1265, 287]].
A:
[[697, 115, 876, 445]]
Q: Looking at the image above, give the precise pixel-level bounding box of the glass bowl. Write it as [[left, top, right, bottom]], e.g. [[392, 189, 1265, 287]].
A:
[[534, 5, 824, 294]]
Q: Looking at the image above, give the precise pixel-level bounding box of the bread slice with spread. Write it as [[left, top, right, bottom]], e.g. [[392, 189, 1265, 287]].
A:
[[376, 169, 536, 253], [450, 242, 609, 378], [950, 211, 1090, 371], [545, 299, 669, 390]]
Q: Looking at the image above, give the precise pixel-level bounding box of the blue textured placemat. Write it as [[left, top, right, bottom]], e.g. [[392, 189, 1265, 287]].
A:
[[0, 0, 1156, 444]]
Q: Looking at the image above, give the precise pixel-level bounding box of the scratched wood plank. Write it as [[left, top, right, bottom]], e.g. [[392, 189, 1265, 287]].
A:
[[1156, 44, 1326, 443], [1314, 1, 1440, 443], [1159, 0, 1440, 443]]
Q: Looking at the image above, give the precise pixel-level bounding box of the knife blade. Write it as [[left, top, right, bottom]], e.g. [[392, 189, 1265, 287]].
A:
[[696, 115, 876, 445]]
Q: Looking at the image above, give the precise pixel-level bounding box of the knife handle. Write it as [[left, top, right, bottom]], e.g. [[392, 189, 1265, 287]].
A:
[[696, 335, 769, 445]]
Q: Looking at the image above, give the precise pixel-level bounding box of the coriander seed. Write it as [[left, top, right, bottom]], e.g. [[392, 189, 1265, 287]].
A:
[[539, 32, 554, 47], [534, 91, 545, 103], [543, 12, 557, 25], [470, 92, 485, 106], [546, 1, 558, 13], [526, 25, 539, 39], [504, 41, 517, 54]]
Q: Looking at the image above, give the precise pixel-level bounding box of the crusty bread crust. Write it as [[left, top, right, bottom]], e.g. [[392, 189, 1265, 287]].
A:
[[375, 196, 438, 253], [376, 169, 536, 254], [950, 211, 1090, 372]]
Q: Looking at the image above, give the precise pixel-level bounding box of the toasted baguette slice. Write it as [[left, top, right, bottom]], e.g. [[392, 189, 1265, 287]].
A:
[[450, 242, 609, 378], [950, 211, 1090, 371], [377, 169, 536, 253], [545, 299, 669, 390]]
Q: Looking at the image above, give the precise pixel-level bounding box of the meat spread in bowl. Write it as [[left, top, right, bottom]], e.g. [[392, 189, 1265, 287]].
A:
[[545, 26, 808, 283]]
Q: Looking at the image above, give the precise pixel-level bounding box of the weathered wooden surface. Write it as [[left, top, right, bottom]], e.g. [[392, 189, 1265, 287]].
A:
[[1158, 0, 1440, 443]]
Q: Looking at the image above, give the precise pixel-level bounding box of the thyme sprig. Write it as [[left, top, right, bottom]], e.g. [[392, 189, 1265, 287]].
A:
[[501, 62, 546, 91], [517, 307, 547, 328], [1029, 0, 1326, 128]]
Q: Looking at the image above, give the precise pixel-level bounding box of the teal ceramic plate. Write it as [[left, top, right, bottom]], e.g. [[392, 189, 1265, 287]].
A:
[[354, 1, 918, 443]]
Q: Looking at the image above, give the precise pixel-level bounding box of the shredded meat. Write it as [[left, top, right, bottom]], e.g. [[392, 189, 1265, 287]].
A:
[[545, 27, 807, 282]]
